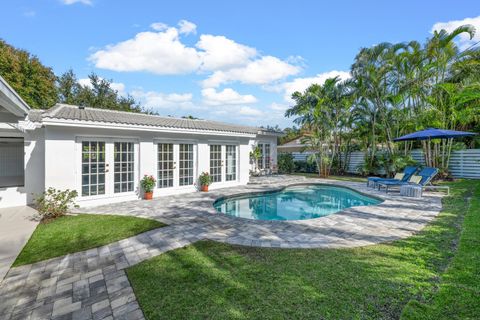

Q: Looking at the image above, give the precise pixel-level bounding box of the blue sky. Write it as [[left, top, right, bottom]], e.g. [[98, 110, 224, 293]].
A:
[[2, 1, 479, 128]]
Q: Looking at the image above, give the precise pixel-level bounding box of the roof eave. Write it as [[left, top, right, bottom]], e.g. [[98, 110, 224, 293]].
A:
[[41, 118, 257, 138], [0, 75, 31, 117], [257, 130, 284, 137]]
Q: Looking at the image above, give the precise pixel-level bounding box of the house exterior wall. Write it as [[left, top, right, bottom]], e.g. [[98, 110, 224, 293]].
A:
[[43, 125, 270, 207], [1, 124, 278, 209], [0, 128, 44, 208], [250, 135, 278, 171]]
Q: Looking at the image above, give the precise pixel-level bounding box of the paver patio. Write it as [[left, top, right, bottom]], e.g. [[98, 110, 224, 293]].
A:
[[0, 206, 39, 281], [0, 176, 443, 320]]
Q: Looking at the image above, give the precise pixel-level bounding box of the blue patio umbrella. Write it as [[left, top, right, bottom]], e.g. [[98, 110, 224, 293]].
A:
[[393, 128, 477, 169], [393, 128, 476, 141]]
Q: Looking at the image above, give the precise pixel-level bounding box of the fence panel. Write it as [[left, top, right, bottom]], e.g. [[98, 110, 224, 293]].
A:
[[288, 149, 480, 179], [343, 151, 364, 174], [449, 149, 480, 179]]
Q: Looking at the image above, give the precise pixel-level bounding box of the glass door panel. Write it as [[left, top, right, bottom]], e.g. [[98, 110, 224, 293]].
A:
[[258, 143, 264, 169], [210, 145, 222, 183], [226, 145, 237, 181], [81, 141, 106, 196], [179, 144, 194, 186], [264, 144, 271, 169], [114, 142, 134, 193], [158, 143, 174, 188]]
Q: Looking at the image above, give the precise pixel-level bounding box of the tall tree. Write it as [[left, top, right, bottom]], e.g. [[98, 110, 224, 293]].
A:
[[0, 39, 57, 108], [57, 71, 143, 113]]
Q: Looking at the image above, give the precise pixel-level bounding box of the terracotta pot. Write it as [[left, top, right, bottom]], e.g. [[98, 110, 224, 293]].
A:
[[144, 191, 153, 200], [201, 185, 209, 192]]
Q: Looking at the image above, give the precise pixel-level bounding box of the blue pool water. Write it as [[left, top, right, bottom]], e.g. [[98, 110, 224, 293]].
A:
[[213, 184, 381, 221]]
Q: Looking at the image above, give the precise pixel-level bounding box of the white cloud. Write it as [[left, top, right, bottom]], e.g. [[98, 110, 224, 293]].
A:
[[201, 88, 257, 106], [196, 34, 257, 71], [89, 28, 202, 75], [78, 78, 126, 96], [90, 20, 300, 87], [238, 106, 263, 116], [202, 56, 300, 88], [150, 22, 168, 31], [60, 0, 92, 5], [131, 90, 195, 109], [431, 16, 480, 50], [178, 20, 197, 35], [278, 70, 351, 102], [269, 102, 289, 111], [23, 9, 36, 17]]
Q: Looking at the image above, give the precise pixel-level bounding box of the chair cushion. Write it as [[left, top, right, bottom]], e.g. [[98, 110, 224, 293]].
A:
[[394, 173, 405, 180], [409, 175, 422, 184]]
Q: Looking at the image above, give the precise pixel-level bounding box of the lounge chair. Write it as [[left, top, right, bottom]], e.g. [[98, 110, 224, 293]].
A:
[[367, 166, 418, 188], [376, 167, 439, 193]]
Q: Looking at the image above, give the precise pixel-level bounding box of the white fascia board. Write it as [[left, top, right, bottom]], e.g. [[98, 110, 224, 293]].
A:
[[0, 76, 31, 116], [256, 130, 284, 137], [41, 118, 257, 138]]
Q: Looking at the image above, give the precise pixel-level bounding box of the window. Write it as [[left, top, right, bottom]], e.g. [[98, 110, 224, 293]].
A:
[[81, 141, 105, 196], [179, 144, 194, 186], [158, 143, 174, 188], [210, 145, 222, 183], [257, 143, 271, 170], [114, 142, 134, 193], [264, 144, 271, 169], [226, 145, 237, 181], [0, 139, 24, 187]]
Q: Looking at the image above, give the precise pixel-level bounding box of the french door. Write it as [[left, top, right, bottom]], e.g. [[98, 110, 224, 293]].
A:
[[257, 143, 271, 170], [209, 144, 238, 183], [80, 139, 138, 198], [156, 142, 196, 189]]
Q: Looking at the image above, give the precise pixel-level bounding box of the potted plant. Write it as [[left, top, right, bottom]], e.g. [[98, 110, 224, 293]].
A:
[[199, 172, 212, 192], [140, 175, 156, 200]]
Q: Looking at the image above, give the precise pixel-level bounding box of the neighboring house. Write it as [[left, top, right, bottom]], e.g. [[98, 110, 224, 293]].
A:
[[278, 136, 315, 161], [0, 76, 280, 208]]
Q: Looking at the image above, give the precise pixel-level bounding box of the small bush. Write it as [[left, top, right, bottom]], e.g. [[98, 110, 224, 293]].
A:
[[35, 188, 78, 221], [294, 160, 318, 173], [278, 153, 295, 173]]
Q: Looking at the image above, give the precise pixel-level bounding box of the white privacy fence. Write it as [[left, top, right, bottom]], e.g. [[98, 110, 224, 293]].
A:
[[290, 149, 480, 179], [404, 149, 480, 179]]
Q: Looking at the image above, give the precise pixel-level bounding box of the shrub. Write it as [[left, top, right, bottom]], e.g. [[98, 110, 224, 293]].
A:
[[35, 188, 78, 221], [294, 160, 318, 173], [140, 175, 156, 193], [278, 153, 295, 173]]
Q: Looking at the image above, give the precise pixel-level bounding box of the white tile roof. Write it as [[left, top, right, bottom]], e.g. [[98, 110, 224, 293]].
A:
[[28, 104, 277, 135]]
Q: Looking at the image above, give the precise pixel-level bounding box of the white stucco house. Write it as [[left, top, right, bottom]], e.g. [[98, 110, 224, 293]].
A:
[[0, 76, 280, 208]]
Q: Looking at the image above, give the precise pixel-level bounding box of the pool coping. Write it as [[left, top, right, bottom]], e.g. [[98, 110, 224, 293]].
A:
[[211, 182, 385, 222]]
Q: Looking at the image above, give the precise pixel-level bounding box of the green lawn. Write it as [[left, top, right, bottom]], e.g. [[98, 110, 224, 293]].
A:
[[14, 214, 165, 266], [127, 180, 479, 320], [292, 172, 368, 183]]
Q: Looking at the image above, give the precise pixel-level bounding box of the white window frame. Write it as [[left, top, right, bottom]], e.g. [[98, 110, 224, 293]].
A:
[[153, 138, 198, 191], [257, 142, 271, 170], [208, 141, 239, 184], [75, 136, 139, 200]]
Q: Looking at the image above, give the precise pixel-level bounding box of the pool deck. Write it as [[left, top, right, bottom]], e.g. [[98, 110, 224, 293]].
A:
[[0, 176, 444, 320], [77, 175, 443, 248]]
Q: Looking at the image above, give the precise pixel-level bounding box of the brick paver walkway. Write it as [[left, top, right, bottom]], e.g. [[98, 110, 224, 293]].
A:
[[0, 176, 443, 319]]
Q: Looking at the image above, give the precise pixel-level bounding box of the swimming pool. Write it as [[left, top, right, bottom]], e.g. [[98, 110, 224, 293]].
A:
[[213, 184, 382, 221]]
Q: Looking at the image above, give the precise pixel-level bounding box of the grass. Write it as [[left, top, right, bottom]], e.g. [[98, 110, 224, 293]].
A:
[[292, 172, 368, 183], [13, 214, 165, 266], [402, 180, 480, 319], [127, 180, 479, 320]]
